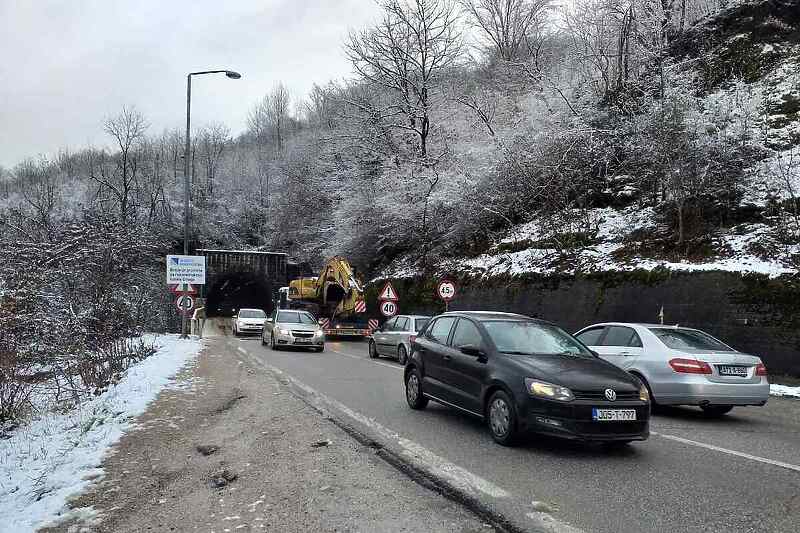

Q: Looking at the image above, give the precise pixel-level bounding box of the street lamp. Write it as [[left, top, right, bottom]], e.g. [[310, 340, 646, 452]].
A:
[[182, 69, 241, 338]]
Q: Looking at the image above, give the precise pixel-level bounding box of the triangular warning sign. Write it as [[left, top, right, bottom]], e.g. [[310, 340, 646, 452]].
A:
[[379, 281, 398, 301]]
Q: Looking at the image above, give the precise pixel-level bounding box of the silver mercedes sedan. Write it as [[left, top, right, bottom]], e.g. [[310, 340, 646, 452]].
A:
[[575, 323, 769, 416]]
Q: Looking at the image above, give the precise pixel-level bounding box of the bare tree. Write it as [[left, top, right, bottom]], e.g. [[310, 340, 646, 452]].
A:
[[346, 0, 462, 158], [197, 123, 230, 197], [93, 107, 148, 223], [248, 83, 292, 151], [460, 0, 551, 61]]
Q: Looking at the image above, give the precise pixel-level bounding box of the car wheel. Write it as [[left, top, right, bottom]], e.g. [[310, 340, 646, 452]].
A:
[[317, 344, 325, 352], [487, 390, 519, 446], [701, 405, 734, 417], [397, 345, 408, 365], [368, 340, 379, 359], [405, 368, 428, 410]]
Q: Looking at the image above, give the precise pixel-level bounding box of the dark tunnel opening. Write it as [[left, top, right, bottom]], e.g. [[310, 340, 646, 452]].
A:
[[205, 272, 274, 317]]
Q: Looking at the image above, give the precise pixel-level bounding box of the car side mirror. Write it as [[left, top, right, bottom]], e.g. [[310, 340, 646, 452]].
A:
[[460, 344, 483, 357]]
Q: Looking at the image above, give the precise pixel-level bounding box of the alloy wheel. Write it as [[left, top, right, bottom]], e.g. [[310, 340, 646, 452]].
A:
[[406, 373, 420, 403], [489, 398, 510, 438]]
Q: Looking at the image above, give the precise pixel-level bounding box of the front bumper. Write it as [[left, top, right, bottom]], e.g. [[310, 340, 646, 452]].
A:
[[236, 324, 263, 334], [274, 331, 325, 346], [654, 377, 770, 406], [518, 398, 650, 441]]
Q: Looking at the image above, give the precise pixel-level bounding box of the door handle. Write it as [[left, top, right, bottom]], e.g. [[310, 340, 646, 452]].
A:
[[443, 354, 452, 362]]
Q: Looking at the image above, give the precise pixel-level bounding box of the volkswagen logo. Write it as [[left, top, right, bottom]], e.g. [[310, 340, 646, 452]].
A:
[[604, 389, 617, 401]]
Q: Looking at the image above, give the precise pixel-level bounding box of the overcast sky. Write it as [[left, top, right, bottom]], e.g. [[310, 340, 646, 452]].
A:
[[0, 0, 381, 168]]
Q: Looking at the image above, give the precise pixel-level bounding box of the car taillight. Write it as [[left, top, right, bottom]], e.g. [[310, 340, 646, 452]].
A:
[[755, 363, 767, 376], [669, 358, 712, 374]]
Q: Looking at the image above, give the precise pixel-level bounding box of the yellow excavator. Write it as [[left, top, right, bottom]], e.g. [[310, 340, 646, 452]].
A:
[[279, 256, 372, 337]]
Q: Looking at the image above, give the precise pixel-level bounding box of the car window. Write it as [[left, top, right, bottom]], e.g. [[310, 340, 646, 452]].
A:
[[649, 328, 733, 351], [415, 318, 430, 332], [239, 309, 266, 319], [427, 317, 456, 344], [602, 326, 641, 348], [395, 317, 409, 331], [277, 311, 315, 324], [383, 317, 397, 331], [483, 321, 593, 357], [450, 319, 483, 349], [576, 327, 605, 346]]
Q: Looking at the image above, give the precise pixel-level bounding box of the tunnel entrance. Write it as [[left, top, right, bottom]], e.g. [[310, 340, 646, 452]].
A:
[[205, 272, 274, 318]]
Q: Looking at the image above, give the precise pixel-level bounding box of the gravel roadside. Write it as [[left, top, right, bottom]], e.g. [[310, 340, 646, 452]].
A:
[[42, 334, 494, 533]]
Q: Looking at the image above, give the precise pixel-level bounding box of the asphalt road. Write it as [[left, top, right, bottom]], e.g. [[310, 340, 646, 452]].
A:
[[232, 334, 800, 533]]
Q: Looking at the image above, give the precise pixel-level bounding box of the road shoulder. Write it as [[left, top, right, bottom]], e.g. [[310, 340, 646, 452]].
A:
[[43, 337, 494, 532]]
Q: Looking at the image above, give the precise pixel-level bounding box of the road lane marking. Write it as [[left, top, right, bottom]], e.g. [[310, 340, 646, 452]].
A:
[[653, 431, 800, 473], [235, 343, 511, 500], [327, 347, 403, 371]]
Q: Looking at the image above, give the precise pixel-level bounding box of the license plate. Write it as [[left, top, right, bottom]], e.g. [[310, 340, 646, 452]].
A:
[[718, 365, 747, 377], [592, 409, 636, 422], [294, 338, 311, 344]]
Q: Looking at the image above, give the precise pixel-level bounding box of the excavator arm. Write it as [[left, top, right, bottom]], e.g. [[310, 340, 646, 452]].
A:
[[288, 256, 365, 319]]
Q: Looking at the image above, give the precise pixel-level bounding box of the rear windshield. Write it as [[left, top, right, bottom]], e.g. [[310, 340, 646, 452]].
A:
[[649, 328, 733, 351], [277, 311, 316, 324], [415, 318, 430, 332], [239, 309, 266, 318], [483, 321, 593, 357]]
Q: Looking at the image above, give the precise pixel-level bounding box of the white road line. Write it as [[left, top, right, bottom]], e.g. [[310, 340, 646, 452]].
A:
[[327, 347, 403, 371], [653, 431, 800, 473], [236, 346, 247, 355]]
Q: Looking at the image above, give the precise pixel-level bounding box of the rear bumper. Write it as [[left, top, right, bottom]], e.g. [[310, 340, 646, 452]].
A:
[[653, 379, 769, 406], [518, 399, 650, 441]]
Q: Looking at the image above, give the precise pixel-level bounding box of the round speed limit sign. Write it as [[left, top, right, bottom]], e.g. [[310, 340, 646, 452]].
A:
[[437, 280, 457, 301], [380, 300, 398, 317]]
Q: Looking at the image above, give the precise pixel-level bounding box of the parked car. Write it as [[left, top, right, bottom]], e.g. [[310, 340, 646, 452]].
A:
[[263, 309, 325, 352], [574, 323, 769, 417], [369, 315, 431, 364], [232, 308, 267, 336], [405, 311, 650, 446]]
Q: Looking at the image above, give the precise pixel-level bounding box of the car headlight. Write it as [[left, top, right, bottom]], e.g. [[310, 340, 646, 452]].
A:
[[524, 378, 574, 402], [279, 328, 290, 335], [639, 384, 650, 402], [315, 330, 324, 337]]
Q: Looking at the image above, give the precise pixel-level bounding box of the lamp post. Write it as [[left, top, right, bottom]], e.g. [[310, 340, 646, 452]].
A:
[[182, 69, 241, 338]]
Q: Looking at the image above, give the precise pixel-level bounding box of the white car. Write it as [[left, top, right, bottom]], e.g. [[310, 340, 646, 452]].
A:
[[575, 322, 769, 416], [232, 308, 267, 336], [263, 309, 325, 352]]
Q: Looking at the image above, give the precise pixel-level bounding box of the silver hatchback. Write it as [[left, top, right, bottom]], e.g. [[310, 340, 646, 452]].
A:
[[369, 315, 431, 364], [575, 323, 769, 416]]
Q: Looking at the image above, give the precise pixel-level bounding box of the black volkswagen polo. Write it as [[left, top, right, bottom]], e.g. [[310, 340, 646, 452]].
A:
[[404, 312, 650, 446]]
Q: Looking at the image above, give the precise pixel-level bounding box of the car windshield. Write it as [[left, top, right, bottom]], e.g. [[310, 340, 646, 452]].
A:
[[277, 311, 316, 324], [415, 318, 430, 332], [649, 328, 733, 351], [239, 309, 266, 319], [483, 321, 593, 357]]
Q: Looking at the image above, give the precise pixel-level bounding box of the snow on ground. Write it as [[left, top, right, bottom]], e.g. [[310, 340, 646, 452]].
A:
[[0, 334, 203, 533], [770, 384, 800, 398]]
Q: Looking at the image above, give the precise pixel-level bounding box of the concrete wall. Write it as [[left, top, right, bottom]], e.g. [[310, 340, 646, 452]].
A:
[[371, 272, 800, 376]]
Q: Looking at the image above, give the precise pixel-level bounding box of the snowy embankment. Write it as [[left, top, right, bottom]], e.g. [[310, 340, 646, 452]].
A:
[[770, 384, 800, 398], [0, 334, 203, 533]]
